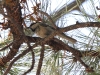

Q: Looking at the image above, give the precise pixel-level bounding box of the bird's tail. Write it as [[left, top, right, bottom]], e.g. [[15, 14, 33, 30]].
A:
[[58, 33, 77, 43]]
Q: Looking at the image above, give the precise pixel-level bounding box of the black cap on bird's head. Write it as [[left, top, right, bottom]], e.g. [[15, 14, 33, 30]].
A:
[[30, 22, 37, 27], [30, 22, 42, 27], [29, 22, 40, 32]]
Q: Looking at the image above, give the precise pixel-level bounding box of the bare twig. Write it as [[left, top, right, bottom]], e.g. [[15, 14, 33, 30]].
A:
[[59, 22, 100, 32], [23, 47, 35, 75], [23, 12, 34, 19], [36, 45, 45, 75], [0, 42, 13, 51]]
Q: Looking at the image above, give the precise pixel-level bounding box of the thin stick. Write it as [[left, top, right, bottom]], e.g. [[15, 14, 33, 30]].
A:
[[36, 45, 45, 75]]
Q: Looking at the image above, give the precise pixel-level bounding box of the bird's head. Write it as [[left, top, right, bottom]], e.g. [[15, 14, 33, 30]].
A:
[[29, 22, 40, 32]]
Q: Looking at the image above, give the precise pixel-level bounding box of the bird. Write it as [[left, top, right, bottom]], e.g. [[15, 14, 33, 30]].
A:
[[29, 22, 77, 43]]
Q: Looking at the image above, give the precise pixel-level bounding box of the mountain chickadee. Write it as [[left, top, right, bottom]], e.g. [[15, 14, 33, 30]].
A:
[[29, 22, 77, 43]]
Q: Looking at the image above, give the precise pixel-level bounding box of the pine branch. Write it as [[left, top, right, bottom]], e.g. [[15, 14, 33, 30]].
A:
[[52, 0, 85, 22], [3, 47, 35, 75]]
